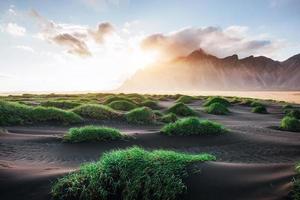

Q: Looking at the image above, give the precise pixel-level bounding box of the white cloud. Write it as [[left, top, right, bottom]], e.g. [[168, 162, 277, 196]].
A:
[[14, 45, 35, 53], [2, 23, 26, 36]]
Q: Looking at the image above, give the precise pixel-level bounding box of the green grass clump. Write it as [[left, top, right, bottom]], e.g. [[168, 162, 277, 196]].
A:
[[108, 100, 137, 111], [280, 116, 300, 132], [291, 163, 300, 200], [175, 95, 195, 104], [251, 105, 268, 114], [0, 101, 82, 125], [51, 147, 215, 200], [40, 100, 81, 109], [286, 110, 300, 119], [250, 101, 264, 107], [283, 104, 293, 110], [125, 107, 156, 124], [203, 97, 230, 107], [160, 113, 178, 123], [63, 125, 124, 142], [103, 95, 136, 105], [167, 103, 196, 116], [140, 100, 159, 109], [72, 104, 122, 120], [205, 102, 230, 115], [161, 117, 228, 136]]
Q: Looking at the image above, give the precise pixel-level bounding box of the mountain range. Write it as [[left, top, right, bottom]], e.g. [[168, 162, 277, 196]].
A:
[[118, 49, 300, 92]]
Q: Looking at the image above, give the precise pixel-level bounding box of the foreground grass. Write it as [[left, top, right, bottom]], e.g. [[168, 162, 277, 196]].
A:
[[251, 105, 268, 114], [108, 100, 138, 111], [0, 101, 82, 125], [71, 104, 122, 120], [51, 147, 216, 200], [63, 126, 124, 142], [280, 116, 300, 132], [205, 102, 229, 115], [160, 113, 178, 123], [161, 117, 228, 136], [286, 110, 300, 119]]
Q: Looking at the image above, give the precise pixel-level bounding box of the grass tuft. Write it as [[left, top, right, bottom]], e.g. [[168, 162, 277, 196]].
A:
[[286, 110, 300, 119], [280, 116, 300, 132], [175, 95, 195, 104], [205, 102, 229, 115], [167, 102, 196, 116], [161, 117, 228, 136], [0, 101, 82, 125], [51, 147, 216, 200], [140, 100, 159, 109], [125, 107, 156, 124], [291, 163, 300, 200], [160, 113, 178, 123], [71, 104, 122, 120], [63, 125, 124, 142], [203, 97, 230, 107], [108, 100, 137, 111], [40, 100, 81, 109], [251, 105, 268, 114]]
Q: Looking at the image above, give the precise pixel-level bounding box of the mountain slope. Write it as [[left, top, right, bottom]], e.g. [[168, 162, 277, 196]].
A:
[[118, 50, 300, 92]]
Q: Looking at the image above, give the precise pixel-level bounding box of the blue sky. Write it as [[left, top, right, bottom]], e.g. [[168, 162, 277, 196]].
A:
[[0, 0, 299, 92]]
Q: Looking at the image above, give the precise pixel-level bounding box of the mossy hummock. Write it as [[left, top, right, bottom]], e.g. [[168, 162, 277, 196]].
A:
[[167, 102, 196, 116]]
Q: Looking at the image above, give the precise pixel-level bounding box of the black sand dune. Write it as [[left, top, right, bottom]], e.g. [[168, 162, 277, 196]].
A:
[[0, 99, 299, 199]]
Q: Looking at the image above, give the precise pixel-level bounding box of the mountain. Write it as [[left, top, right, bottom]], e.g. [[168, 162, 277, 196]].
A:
[[118, 49, 300, 92]]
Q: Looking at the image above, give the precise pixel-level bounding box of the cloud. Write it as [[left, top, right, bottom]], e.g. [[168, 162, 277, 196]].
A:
[[89, 22, 114, 43], [1, 22, 26, 36], [141, 26, 283, 59], [80, 0, 129, 11], [15, 45, 35, 53], [52, 33, 91, 57]]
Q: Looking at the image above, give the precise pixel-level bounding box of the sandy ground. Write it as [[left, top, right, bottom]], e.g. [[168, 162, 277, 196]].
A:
[[0, 99, 300, 200]]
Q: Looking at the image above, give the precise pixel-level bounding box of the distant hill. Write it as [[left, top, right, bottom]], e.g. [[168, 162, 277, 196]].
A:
[[118, 49, 300, 92]]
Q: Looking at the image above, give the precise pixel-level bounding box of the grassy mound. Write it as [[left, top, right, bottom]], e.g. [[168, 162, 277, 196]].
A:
[[63, 125, 124, 142], [103, 95, 136, 105], [280, 116, 300, 132], [204, 97, 230, 107], [0, 101, 82, 125], [72, 104, 122, 120], [160, 113, 178, 123], [125, 107, 156, 124], [140, 100, 159, 109], [283, 104, 293, 110], [108, 100, 137, 111], [167, 102, 196, 116], [40, 100, 81, 109], [250, 101, 264, 107], [286, 110, 300, 119], [51, 147, 215, 200], [205, 102, 229, 115], [291, 163, 300, 200], [251, 105, 268, 114], [175, 95, 195, 104], [161, 117, 228, 136]]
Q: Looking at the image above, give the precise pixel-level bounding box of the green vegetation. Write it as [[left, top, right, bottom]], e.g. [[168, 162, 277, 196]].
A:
[[63, 125, 124, 142], [286, 110, 300, 119], [103, 95, 137, 105], [72, 104, 122, 120], [167, 102, 196, 116], [140, 100, 159, 109], [175, 95, 195, 104], [0, 101, 82, 125], [291, 163, 300, 200], [51, 147, 215, 200], [108, 100, 137, 111], [250, 101, 264, 107], [280, 116, 300, 132], [283, 104, 293, 110], [161, 117, 228, 136], [125, 107, 156, 124], [160, 113, 178, 123], [251, 105, 268, 114], [205, 102, 230, 115], [203, 97, 230, 107], [40, 100, 81, 109]]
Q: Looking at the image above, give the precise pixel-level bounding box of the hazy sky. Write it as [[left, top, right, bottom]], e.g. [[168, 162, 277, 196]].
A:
[[0, 0, 299, 92]]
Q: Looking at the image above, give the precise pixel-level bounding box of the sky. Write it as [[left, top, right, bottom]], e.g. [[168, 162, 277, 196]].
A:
[[0, 0, 299, 93]]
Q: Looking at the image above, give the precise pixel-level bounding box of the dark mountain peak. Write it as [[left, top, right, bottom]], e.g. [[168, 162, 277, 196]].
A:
[[186, 48, 215, 61], [284, 53, 300, 62], [222, 54, 238, 62]]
